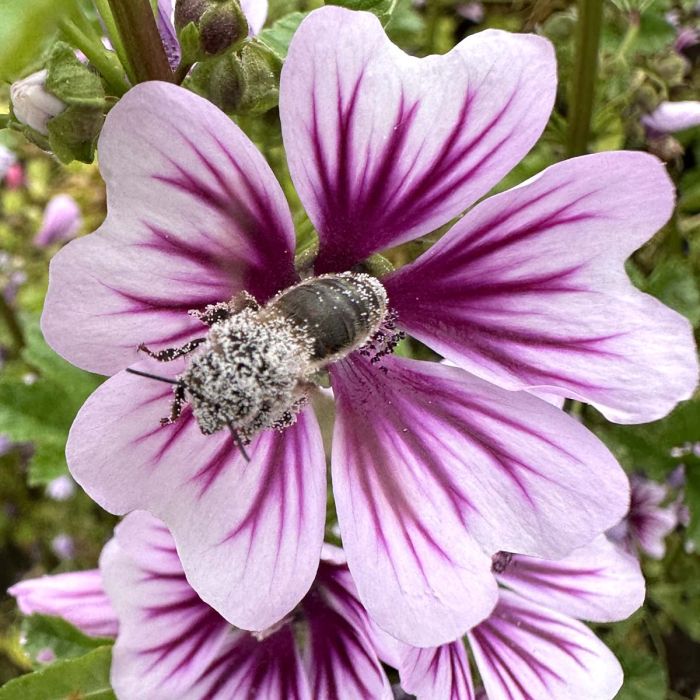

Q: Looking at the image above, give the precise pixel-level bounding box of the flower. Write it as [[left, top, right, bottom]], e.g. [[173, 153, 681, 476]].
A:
[[42, 7, 696, 646], [607, 474, 679, 559], [8, 568, 118, 637], [642, 100, 700, 135], [10, 70, 66, 136], [11, 511, 393, 700], [396, 536, 645, 700], [34, 194, 83, 248]]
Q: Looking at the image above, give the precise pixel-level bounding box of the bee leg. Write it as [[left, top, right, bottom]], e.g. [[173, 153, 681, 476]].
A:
[[138, 338, 206, 362], [160, 382, 187, 426], [190, 302, 234, 326]]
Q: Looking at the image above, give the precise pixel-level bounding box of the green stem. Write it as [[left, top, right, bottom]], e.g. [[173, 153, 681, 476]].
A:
[[0, 114, 9, 129], [615, 14, 640, 64], [0, 296, 24, 355], [93, 0, 135, 84], [567, 0, 604, 157], [59, 19, 130, 96], [174, 61, 193, 85], [107, 0, 173, 84]]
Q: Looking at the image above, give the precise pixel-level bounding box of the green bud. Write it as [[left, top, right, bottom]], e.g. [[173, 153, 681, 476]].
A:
[[651, 53, 688, 87], [175, 0, 248, 60], [10, 42, 105, 164], [189, 39, 280, 115]]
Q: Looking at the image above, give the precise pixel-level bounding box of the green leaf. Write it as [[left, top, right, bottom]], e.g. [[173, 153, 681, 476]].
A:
[[21, 615, 112, 666], [0, 318, 102, 486], [325, 0, 396, 23], [648, 551, 700, 642], [256, 12, 308, 60], [0, 0, 79, 82], [614, 649, 667, 700], [643, 257, 700, 328], [0, 646, 114, 699]]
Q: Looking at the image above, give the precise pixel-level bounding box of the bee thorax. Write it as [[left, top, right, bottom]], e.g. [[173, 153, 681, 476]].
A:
[[268, 272, 388, 366], [181, 310, 313, 438]]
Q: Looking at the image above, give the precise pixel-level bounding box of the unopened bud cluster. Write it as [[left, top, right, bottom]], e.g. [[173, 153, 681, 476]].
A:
[[175, 0, 248, 60]]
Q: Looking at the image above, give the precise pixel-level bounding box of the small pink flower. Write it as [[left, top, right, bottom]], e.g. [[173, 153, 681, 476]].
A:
[[397, 536, 645, 700], [607, 474, 679, 559], [42, 7, 696, 646], [34, 194, 83, 248]]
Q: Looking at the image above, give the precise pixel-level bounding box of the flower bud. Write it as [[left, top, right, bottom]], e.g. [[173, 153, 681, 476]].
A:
[[10, 43, 106, 164], [10, 70, 66, 136], [175, 0, 248, 59], [189, 39, 280, 115]]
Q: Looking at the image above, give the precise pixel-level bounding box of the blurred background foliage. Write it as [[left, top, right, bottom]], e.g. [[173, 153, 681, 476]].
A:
[[0, 0, 699, 697]]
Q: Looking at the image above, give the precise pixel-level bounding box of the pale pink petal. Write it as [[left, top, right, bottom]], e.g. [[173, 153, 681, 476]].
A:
[[42, 82, 296, 376], [468, 590, 623, 700], [8, 570, 118, 638], [329, 355, 627, 646], [497, 535, 645, 623], [280, 7, 555, 272], [386, 152, 698, 423], [101, 512, 311, 700], [242, 0, 268, 34], [302, 560, 392, 699], [156, 0, 181, 69], [642, 101, 700, 134], [399, 642, 475, 700], [67, 360, 326, 631], [33, 194, 82, 247]]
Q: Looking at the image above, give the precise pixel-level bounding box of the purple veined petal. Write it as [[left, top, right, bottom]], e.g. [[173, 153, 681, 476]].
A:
[[156, 0, 181, 69], [330, 354, 629, 646], [33, 194, 82, 247], [642, 101, 700, 135], [280, 7, 556, 273], [101, 512, 312, 700], [42, 82, 297, 376], [242, 0, 268, 34], [497, 535, 645, 623], [399, 642, 476, 700], [386, 151, 698, 424], [302, 559, 393, 700], [67, 359, 327, 632], [468, 589, 623, 700], [8, 570, 118, 638]]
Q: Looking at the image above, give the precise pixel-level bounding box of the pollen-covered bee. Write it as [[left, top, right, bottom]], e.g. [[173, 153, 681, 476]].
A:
[[128, 272, 393, 455]]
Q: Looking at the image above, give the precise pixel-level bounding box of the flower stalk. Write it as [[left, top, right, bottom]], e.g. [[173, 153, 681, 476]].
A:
[[567, 0, 604, 156], [106, 0, 173, 84], [59, 19, 130, 96]]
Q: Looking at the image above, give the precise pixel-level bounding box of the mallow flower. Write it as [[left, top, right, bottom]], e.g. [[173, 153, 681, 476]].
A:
[[396, 536, 645, 700], [607, 474, 679, 559], [41, 7, 697, 646], [10, 511, 392, 700]]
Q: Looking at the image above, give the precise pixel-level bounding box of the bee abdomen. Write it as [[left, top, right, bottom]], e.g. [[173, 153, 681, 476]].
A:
[[270, 272, 387, 364]]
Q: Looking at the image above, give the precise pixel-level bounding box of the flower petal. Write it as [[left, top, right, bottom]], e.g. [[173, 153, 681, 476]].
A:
[[280, 7, 555, 272], [67, 360, 326, 631], [329, 355, 628, 645], [8, 570, 118, 638], [242, 0, 268, 34], [102, 512, 311, 700], [42, 81, 296, 376], [642, 101, 700, 134], [399, 642, 475, 700], [386, 151, 698, 423], [497, 535, 645, 623], [302, 560, 392, 699], [468, 590, 623, 700]]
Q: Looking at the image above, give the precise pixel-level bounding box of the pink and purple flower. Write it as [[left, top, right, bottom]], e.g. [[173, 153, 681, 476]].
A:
[[41, 7, 697, 646], [11, 511, 392, 700], [396, 536, 645, 699]]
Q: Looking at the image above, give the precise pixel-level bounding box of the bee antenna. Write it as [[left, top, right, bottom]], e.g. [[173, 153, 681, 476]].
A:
[[126, 368, 180, 385], [228, 423, 251, 463]]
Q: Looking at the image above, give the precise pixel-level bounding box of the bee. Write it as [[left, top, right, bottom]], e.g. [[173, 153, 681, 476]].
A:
[[127, 272, 391, 457]]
